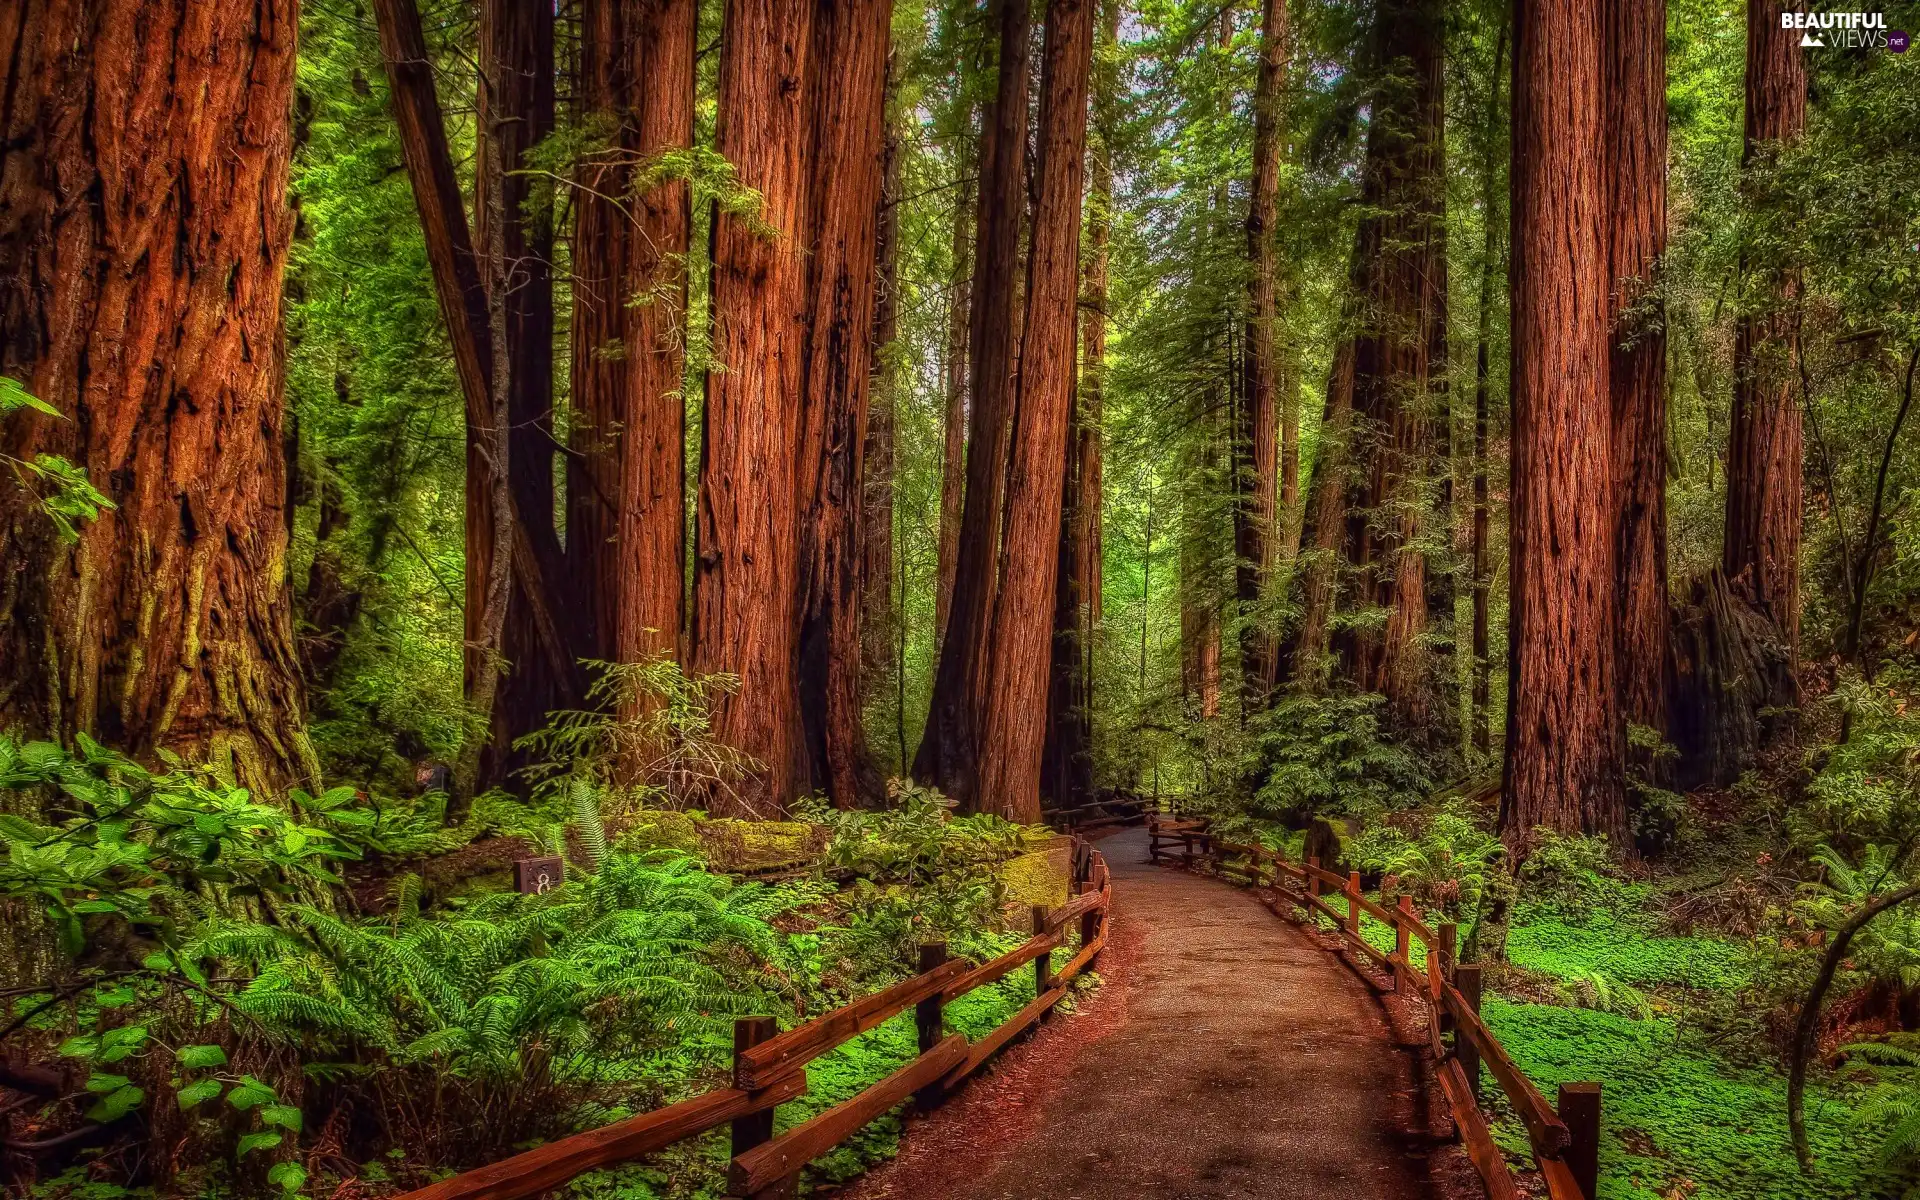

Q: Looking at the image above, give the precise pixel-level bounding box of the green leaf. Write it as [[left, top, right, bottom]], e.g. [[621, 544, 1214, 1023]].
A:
[[267, 1161, 308, 1193], [58, 1034, 101, 1060], [226, 1077, 277, 1111], [97, 1025, 148, 1062], [0, 376, 60, 417], [176, 1078, 223, 1109], [175, 1044, 228, 1069], [70, 899, 120, 914], [85, 1072, 132, 1094], [85, 1084, 144, 1123], [236, 1131, 283, 1157], [260, 1103, 303, 1132]]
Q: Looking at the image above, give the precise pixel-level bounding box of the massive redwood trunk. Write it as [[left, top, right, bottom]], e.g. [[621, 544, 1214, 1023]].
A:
[[976, 0, 1095, 824], [1340, 0, 1447, 728], [796, 0, 891, 809], [914, 0, 1031, 806], [1724, 0, 1806, 678], [0, 0, 316, 789], [1239, 0, 1287, 699], [693, 0, 816, 813], [1500, 0, 1625, 850], [1605, 0, 1670, 741], [573, 0, 694, 673]]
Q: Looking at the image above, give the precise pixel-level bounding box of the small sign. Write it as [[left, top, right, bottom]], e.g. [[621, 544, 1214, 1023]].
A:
[[415, 763, 450, 794], [515, 856, 565, 895]]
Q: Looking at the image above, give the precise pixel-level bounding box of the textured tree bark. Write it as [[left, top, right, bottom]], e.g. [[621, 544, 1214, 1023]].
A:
[[371, 0, 573, 789], [1238, 0, 1287, 700], [1470, 22, 1507, 758], [1341, 0, 1446, 728], [975, 0, 1095, 824], [1724, 0, 1805, 679], [935, 146, 974, 648], [1042, 0, 1116, 812], [0, 0, 316, 789], [573, 0, 694, 675], [1606, 0, 1670, 742], [1500, 0, 1626, 850], [693, 0, 817, 813], [796, 0, 891, 809], [914, 0, 1030, 806], [1285, 337, 1357, 692], [477, 0, 573, 776], [864, 62, 903, 713]]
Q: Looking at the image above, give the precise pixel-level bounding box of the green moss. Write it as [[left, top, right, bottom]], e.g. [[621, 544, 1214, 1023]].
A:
[[1480, 997, 1893, 1199], [999, 838, 1072, 908], [615, 809, 705, 857], [1506, 915, 1754, 992], [695, 819, 829, 874]]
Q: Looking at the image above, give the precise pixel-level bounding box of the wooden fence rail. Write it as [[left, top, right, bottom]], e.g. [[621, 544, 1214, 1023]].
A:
[[1147, 813, 1601, 1200], [398, 840, 1113, 1200]]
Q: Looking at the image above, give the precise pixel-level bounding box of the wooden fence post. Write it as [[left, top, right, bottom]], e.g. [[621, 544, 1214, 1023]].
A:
[[1306, 856, 1320, 900], [1392, 895, 1415, 992], [1032, 905, 1053, 1013], [1455, 963, 1483, 1103], [730, 1016, 793, 1199], [1345, 871, 1361, 939], [1559, 1082, 1601, 1200], [915, 943, 948, 1110], [1438, 922, 1457, 979], [1080, 896, 1102, 968]]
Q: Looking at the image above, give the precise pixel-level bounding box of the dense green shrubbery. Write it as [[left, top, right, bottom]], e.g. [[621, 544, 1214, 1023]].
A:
[[1238, 691, 1436, 821]]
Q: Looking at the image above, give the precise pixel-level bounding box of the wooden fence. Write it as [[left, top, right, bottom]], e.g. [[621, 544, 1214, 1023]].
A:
[[395, 841, 1112, 1200], [1148, 814, 1601, 1200]]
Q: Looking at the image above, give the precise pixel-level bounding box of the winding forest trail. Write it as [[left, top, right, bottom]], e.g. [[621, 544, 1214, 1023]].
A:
[[842, 826, 1439, 1200]]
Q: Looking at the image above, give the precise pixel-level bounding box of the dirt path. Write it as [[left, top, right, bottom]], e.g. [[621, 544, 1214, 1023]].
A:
[[840, 826, 1439, 1200]]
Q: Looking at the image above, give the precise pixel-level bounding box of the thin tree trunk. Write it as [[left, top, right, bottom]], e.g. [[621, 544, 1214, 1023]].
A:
[[0, 0, 316, 791], [1724, 0, 1806, 679], [1845, 347, 1920, 672], [1240, 0, 1287, 700], [1606, 0, 1670, 740], [1500, 0, 1625, 851], [693, 0, 817, 814], [976, 0, 1096, 823], [865, 56, 903, 716], [914, 0, 1031, 806], [1286, 336, 1357, 692], [935, 137, 976, 647], [797, 0, 891, 809]]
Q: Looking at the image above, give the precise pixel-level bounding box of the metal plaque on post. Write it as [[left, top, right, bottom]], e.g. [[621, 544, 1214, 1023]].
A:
[[515, 856, 565, 894]]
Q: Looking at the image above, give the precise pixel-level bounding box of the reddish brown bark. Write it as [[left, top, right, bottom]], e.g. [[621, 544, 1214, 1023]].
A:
[[1606, 0, 1670, 738], [864, 71, 903, 704], [0, 0, 316, 789], [935, 147, 974, 648], [1341, 0, 1446, 727], [1239, 0, 1287, 698], [975, 0, 1095, 824], [1285, 337, 1357, 692], [797, 0, 891, 809], [914, 0, 1031, 806], [693, 0, 816, 813], [572, 0, 694, 673], [1500, 0, 1625, 850], [1724, 0, 1805, 675], [1469, 21, 1507, 758]]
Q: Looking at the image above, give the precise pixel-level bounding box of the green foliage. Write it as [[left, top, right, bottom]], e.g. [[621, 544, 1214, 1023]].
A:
[[1350, 800, 1505, 919], [1240, 692, 1435, 821], [1514, 831, 1643, 924], [0, 376, 115, 543], [1799, 670, 1920, 852], [1795, 842, 1920, 995]]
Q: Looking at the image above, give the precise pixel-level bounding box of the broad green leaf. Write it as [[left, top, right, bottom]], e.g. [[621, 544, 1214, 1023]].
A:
[[85, 1072, 132, 1094], [85, 1084, 144, 1123], [260, 1103, 303, 1132], [267, 1162, 308, 1192], [175, 1044, 228, 1069], [226, 1077, 277, 1111], [176, 1078, 223, 1109], [236, 1131, 283, 1157]]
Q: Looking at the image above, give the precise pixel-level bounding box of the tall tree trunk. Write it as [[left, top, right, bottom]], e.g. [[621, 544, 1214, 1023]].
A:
[[1285, 336, 1357, 692], [914, 0, 1031, 806], [797, 0, 891, 809], [0, 0, 316, 791], [478, 0, 569, 778], [936, 140, 975, 648], [1724, 0, 1805, 678], [1606, 0, 1670, 742], [865, 58, 903, 721], [574, 0, 694, 684], [1500, 0, 1625, 851], [1469, 21, 1507, 758], [693, 0, 817, 814], [1342, 0, 1446, 726], [1239, 0, 1287, 700], [618, 0, 696, 668], [976, 0, 1095, 824], [370, 0, 573, 789]]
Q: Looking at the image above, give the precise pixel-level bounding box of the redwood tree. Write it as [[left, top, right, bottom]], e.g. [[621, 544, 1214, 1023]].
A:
[[1500, 0, 1625, 848], [693, 0, 816, 812], [914, 0, 1032, 806], [1239, 0, 1287, 697], [1606, 0, 1670, 739], [976, 0, 1096, 824], [0, 0, 316, 789], [1724, 0, 1806, 674]]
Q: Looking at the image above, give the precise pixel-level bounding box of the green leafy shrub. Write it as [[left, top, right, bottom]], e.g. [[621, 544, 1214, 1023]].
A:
[[1798, 669, 1920, 854], [1351, 801, 1506, 920], [1240, 692, 1435, 822]]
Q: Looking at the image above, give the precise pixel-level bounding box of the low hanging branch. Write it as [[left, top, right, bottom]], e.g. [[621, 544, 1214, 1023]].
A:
[[1788, 880, 1920, 1172]]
